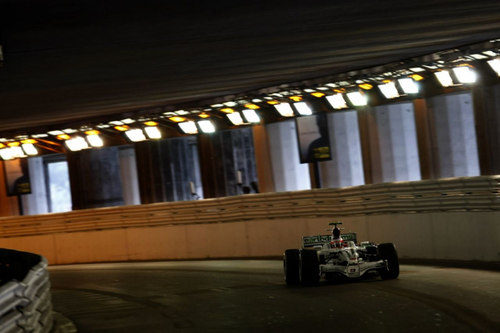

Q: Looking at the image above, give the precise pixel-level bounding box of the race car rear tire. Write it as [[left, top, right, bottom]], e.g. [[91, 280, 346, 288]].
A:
[[284, 249, 300, 285], [299, 249, 320, 285], [378, 243, 399, 280]]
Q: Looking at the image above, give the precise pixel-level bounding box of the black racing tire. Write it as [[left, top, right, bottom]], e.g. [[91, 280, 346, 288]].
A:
[[299, 249, 320, 285], [284, 249, 300, 285], [378, 243, 399, 280]]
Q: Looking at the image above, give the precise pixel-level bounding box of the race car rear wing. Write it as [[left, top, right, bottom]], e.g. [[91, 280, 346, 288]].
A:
[[302, 233, 357, 248]]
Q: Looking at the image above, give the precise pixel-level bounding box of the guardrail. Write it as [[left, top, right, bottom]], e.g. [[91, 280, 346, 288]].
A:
[[0, 175, 498, 238], [0, 249, 53, 333]]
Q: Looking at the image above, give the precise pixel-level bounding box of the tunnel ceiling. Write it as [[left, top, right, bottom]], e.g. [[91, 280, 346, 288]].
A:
[[1, 0, 500, 133]]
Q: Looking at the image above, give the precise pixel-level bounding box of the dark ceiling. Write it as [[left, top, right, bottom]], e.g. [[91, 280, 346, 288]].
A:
[[1, 0, 500, 133]]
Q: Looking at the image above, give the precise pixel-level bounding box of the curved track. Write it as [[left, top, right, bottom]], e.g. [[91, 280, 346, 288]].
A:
[[49, 261, 500, 332]]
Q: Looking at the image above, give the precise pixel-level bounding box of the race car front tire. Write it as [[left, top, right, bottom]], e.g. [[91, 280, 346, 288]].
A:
[[378, 243, 399, 280], [299, 249, 320, 285], [284, 249, 300, 285]]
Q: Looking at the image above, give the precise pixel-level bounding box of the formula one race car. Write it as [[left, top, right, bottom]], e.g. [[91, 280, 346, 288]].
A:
[[284, 222, 399, 285]]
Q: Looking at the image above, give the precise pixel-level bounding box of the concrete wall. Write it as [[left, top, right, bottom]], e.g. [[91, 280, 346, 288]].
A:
[[267, 120, 311, 192], [1, 211, 497, 265], [319, 110, 365, 188]]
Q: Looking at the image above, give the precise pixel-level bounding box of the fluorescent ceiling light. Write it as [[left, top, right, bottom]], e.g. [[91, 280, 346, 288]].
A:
[[434, 70, 454, 87], [179, 121, 198, 134], [242, 109, 261, 123], [487, 59, 500, 76], [8, 146, 26, 158], [378, 82, 400, 99], [470, 53, 487, 60], [48, 130, 65, 136], [346, 91, 368, 106], [227, 112, 244, 125], [121, 118, 136, 124], [294, 102, 313, 115], [398, 78, 419, 94], [326, 94, 348, 109], [482, 51, 497, 57], [198, 120, 216, 133], [274, 103, 295, 117], [125, 129, 146, 142], [452, 66, 477, 84], [0, 148, 14, 160], [22, 143, 38, 156], [86, 134, 104, 147], [144, 126, 162, 139], [65, 136, 89, 151]]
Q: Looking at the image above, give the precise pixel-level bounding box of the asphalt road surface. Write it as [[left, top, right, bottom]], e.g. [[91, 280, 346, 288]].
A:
[[49, 261, 500, 332]]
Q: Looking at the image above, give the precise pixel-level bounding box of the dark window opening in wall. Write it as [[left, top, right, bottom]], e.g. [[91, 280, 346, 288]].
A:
[[160, 136, 203, 202], [43, 155, 72, 213], [220, 127, 258, 196]]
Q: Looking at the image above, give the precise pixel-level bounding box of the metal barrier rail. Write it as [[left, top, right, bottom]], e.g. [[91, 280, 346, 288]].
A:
[[0, 255, 53, 333], [0, 176, 498, 238]]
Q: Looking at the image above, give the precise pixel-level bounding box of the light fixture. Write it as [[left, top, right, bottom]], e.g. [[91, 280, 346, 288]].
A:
[[378, 81, 400, 99], [114, 125, 130, 132], [143, 122, 162, 139], [358, 83, 373, 90], [179, 121, 198, 134], [242, 109, 261, 123], [198, 120, 216, 133], [121, 118, 136, 124], [398, 78, 419, 94], [410, 74, 424, 81], [326, 94, 348, 109], [487, 58, 500, 76], [198, 113, 210, 119], [311, 92, 325, 98], [294, 102, 313, 115], [289, 96, 303, 102], [0, 147, 14, 160], [21, 139, 38, 156], [274, 103, 295, 117], [85, 130, 104, 147], [220, 108, 235, 114], [56, 134, 71, 140], [125, 129, 147, 142], [227, 112, 244, 125], [244, 103, 260, 110], [169, 116, 187, 122], [434, 70, 454, 87], [65, 136, 89, 152], [452, 66, 477, 84], [266, 100, 280, 105], [48, 130, 65, 136], [346, 91, 368, 106], [5, 142, 25, 159]]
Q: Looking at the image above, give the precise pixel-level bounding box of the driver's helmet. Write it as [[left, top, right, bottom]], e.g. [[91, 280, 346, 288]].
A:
[[332, 226, 341, 239]]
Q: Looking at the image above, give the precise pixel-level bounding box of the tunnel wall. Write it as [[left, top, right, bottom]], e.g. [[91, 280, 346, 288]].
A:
[[0, 176, 498, 264], [0, 211, 498, 265]]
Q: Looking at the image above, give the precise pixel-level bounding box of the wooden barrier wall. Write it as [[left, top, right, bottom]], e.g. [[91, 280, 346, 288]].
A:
[[0, 176, 498, 264]]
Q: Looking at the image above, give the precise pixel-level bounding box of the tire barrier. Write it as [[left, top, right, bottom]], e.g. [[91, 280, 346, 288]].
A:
[[0, 249, 53, 333], [0, 175, 498, 238]]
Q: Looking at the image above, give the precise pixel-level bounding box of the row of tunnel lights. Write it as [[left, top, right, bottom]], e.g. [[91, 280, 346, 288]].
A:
[[1, 58, 499, 160]]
